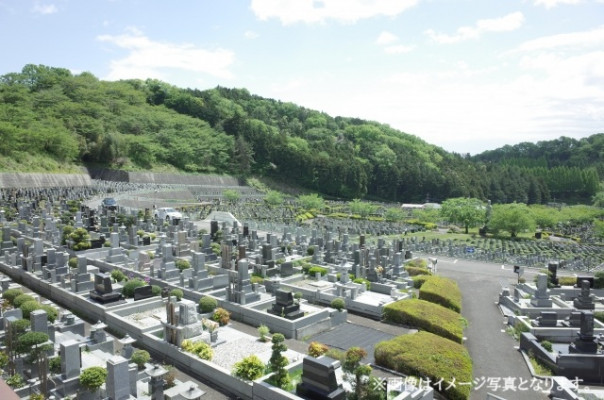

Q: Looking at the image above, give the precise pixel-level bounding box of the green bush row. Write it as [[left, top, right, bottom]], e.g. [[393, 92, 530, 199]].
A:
[[405, 266, 432, 277], [412, 275, 431, 289], [419, 276, 462, 313], [383, 299, 465, 343], [374, 331, 472, 400]]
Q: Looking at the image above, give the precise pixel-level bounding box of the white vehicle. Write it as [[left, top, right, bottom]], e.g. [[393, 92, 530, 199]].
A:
[[154, 207, 182, 222]]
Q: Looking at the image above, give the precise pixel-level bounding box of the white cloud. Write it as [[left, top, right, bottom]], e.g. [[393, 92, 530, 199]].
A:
[[376, 31, 398, 45], [97, 28, 235, 81], [425, 12, 524, 44], [384, 44, 415, 54], [250, 0, 418, 25], [533, 0, 581, 8], [510, 25, 604, 53], [32, 3, 57, 14], [244, 30, 259, 39]]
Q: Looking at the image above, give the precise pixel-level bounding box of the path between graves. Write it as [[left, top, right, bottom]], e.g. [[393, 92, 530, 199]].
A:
[[433, 256, 549, 400]]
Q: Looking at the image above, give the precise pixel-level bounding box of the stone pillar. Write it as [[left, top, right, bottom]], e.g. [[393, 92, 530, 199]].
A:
[[106, 355, 131, 400]]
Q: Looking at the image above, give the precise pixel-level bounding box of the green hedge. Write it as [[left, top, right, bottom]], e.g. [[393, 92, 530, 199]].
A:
[[374, 331, 472, 400], [419, 276, 462, 313], [405, 266, 432, 277], [412, 275, 431, 289], [383, 299, 465, 343]]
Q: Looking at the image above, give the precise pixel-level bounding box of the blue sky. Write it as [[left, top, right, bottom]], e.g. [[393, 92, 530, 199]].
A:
[[1, 0, 603, 154]]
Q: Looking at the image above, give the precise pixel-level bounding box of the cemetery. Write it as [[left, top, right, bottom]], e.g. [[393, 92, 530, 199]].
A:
[[0, 173, 443, 400], [0, 171, 601, 399]]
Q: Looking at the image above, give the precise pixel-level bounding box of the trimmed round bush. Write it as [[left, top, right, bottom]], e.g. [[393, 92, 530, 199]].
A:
[[131, 349, 150, 369], [2, 288, 24, 305], [20, 300, 42, 320], [122, 279, 146, 298], [331, 297, 345, 311], [79, 366, 107, 391], [40, 304, 59, 323], [170, 289, 184, 301], [68, 257, 78, 269], [232, 354, 265, 381], [111, 269, 126, 282], [308, 266, 328, 276], [175, 259, 191, 272], [375, 331, 472, 400], [199, 296, 218, 313], [151, 285, 161, 296], [13, 294, 36, 308]]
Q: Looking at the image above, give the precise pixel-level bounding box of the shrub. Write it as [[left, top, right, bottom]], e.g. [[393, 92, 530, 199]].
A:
[[405, 265, 432, 277], [557, 276, 576, 286], [68, 257, 78, 269], [232, 354, 265, 381], [199, 296, 218, 313], [250, 275, 264, 284], [20, 300, 41, 320], [406, 258, 428, 269], [40, 304, 58, 323], [353, 278, 371, 290], [6, 374, 24, 388], [170, 289, 184, 301], [111, 269, 126, 283], [175, 259, 191, 272], [594, 311, 604, 323], [131, 349, 150, 369], [258, 324, 270, 342], [49, 356, 62, 373], [308, 341, 329, 358], [122, 279, 146, 298], [375, 331, 472, 400], [80, 367, 107, 391], [331, 297, 345, 311], [383, 299, 465, 343], [69, 227, 91, 251], [541, 340, 553, 352], [13, 294, 35, 308], [306, 247, 315, 256], [213, 307, 230, 326], [419, 276, 462, 313], [2, 288, 24, 305], [594, 271, 604, 289], [412, 275, 431, 289], [182, 340, 213, 360], [151, 285, 161, 296], [308, 266, 328, 276], [269, 334, 290, 390]]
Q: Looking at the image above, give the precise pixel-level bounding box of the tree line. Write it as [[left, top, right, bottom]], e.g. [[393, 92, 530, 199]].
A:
[[0, 64, 601, 205]]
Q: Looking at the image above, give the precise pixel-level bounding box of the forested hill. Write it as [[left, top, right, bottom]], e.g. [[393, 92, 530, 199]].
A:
[[0, 65, 601, 204]]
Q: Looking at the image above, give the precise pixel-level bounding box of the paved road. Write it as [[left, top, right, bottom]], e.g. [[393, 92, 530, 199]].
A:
[[429, 256, 550, 400]]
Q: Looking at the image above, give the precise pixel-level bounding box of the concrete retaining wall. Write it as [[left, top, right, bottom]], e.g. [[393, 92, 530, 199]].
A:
[[88, 169, 242, 186], [0, 172, 91, 188]]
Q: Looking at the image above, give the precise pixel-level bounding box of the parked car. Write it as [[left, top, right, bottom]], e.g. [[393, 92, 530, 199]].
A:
[[154, 207, 182, 222], [101, 197, 117, 211]]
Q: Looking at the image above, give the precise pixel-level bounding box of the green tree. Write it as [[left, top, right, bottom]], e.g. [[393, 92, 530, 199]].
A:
[[489, 202, 536, 237], [349, 199, 375, 218], [269, 333, 290, 389], [440, 197, 485, 234], [298, 193, 324, 211], [264, 190, 283, 207], [223, 189, 240, 203]]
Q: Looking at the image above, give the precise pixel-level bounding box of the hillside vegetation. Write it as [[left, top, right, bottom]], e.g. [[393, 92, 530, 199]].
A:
[[0, 64, 602, 204]]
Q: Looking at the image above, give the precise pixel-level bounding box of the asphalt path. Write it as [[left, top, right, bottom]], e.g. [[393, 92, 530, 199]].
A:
[[425, 255, 550, 400]]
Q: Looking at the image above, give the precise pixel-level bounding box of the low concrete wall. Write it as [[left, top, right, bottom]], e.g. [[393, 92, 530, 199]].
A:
[[0, 172, 91, 188]]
